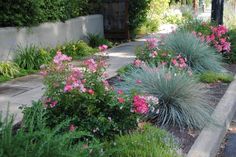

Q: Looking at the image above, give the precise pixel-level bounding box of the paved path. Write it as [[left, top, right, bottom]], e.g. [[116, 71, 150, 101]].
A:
[[0, 25, 176, 122]]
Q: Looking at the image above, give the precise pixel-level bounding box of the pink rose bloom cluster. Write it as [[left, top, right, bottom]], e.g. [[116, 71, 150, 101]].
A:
[[193, 24, 231, 53], [171, 54, 187, 69], [53, 51, 72, 64], [45, 98, 58, 108], [146, 38, 158, 49], [133, 95, 149, 114], [84, 59, 98, 73], [133, 59, 143, 67], [98, 44, 108, 52]]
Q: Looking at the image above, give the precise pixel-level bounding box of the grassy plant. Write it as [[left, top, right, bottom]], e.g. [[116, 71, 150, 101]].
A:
[[0, 101, 101, 157], [87, 33, 113, 48], [116, 65, 214, 129], [14, 45, 51, 70], [160, 31, 225, 72], [199, 71, 234, 83], [50, 40, 97, 59], [104, 124, 180, 157], [0, 61, 20, 78]]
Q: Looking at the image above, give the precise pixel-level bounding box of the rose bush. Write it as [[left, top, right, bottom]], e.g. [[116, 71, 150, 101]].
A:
[[41, 51, 140, 140]]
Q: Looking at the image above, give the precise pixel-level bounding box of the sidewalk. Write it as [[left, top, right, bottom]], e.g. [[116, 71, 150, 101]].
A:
[[0, 25, 176, 122]]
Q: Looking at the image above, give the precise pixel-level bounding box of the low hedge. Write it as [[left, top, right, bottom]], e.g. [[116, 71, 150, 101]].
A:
[[0, 0, 91, 27]]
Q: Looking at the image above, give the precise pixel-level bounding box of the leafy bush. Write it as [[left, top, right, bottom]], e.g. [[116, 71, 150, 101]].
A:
[[199, 71, 234, 83], [0, 0, 90, 27], [104, 124, 180, 157], [160, 31, 225, 72], [128, 0, 151, 34], [116, 65, 213, 129], [0, 61, 20, 78], [40, 52, 138, 140], [227, 29, 236, 63], [0, 102, 102, 157], [135, 0, 170, 34], [50, 41, 97, 59], [14, 45, 51, 70], [87, 34, 113, 48]]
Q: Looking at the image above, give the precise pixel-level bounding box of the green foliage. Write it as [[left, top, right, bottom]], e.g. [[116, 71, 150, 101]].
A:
[[87, 34, 113, 48], [0, 61, 20, 78], [178, 19, 213, 35], [227, 29, 236, 63], [14, 45, 51, 70], [117, 64, 134, 76], [0, 102, 102, 157], [104, 124, 180, 157], [160, 31, 225, 72], [0, 0, 90, 27], [50, 41, 97, 59], [128, 0, 152, 34], [136, 0, 170, 34], [116, 66, 213, 129], [199, 71, 234, 83]]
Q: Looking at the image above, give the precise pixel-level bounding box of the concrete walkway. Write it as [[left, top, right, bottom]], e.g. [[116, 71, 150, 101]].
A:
[[0, 25, 175, 122]]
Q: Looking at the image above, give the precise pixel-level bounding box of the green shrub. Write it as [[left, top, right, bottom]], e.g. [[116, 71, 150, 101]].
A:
[[160, 31, 225, 72], [50, 41, 97, 59], [227, 29, 236, 63], [199, 71, 234, 83], [0, 0, 90, 27], [104, 124, 180, 157], [40, 52, 138, 140], [116, 66, 213, 129], [14, 45, 51, 70], [128, 0, 152, 35], [0, 102, 102, 157], [117, 64, 134, 75], [0, 61, 20, 78], [87, 34, 113, 48]]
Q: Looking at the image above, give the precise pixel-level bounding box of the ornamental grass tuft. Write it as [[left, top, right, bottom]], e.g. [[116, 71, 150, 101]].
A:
[[160, 31, 225, 73], [116, 65, 214, 129]]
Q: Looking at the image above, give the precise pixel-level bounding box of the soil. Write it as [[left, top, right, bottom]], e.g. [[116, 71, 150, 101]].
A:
[[107, 64, 236, 155]]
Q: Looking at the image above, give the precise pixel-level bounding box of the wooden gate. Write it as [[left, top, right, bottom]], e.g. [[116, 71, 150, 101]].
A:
[[102, 0, 129, 39]]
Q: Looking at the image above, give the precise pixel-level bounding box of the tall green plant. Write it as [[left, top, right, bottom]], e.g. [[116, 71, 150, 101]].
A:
[[14, 45, 50, 70], [0, 61, 20, 78], [160, 31, 225, 72], [0, 101, 101, 157], [116, 65, 214, 129]]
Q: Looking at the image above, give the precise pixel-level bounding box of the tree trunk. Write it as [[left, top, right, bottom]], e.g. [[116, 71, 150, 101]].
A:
[[193, 0, 198, 15], [211, 0, 224, 25]]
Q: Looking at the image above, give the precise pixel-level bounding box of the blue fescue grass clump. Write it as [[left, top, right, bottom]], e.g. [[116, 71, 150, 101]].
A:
[[160, 31, 225, 73], [116, 65, 213, 129]]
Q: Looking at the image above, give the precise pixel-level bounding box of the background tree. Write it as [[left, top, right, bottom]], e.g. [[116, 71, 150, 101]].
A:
[[211, 0, 224, 24]]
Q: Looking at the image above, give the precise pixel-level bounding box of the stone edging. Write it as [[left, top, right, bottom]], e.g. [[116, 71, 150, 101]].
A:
[[187, 75, 236, 157]]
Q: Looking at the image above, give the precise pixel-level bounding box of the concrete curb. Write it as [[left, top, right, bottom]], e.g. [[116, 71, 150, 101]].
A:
[[187, 75, 236, 157]]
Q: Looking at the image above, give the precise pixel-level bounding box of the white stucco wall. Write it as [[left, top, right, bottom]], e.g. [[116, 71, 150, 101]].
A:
[[0, 14, 104, 60]]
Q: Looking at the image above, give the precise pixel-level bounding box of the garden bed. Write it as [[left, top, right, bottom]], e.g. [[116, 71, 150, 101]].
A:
[[108, 63, 236, 155]]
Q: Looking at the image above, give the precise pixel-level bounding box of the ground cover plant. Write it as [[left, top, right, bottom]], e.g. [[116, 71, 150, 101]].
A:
[[198, 71, 234, 83], [0, 61, 20, 78], [104, 123, 180, 157], [116, 65, 213, 129]]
